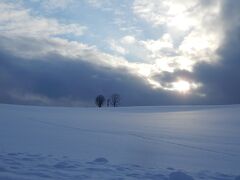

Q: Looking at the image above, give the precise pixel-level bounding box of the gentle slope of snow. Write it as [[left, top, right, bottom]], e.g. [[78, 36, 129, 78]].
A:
[[0, 104, 240, 179]]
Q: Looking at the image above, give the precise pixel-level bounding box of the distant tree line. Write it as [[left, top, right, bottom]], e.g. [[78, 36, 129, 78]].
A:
[[95, 94, 120, 108]]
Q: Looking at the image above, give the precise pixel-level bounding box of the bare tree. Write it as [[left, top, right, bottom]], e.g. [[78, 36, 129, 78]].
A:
[[95, 95, 105, 107], [111, 93, 120, 107]]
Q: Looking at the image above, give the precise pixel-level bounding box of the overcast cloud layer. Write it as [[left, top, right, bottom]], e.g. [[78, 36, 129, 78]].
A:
[[0, 0, 239, 106]]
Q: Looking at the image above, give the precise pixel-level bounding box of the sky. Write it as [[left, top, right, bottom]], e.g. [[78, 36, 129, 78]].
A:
[[0, 0, 240, 106]]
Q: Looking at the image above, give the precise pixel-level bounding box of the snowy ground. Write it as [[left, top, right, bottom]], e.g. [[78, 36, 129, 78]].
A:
[[0, 104, 240, 180]]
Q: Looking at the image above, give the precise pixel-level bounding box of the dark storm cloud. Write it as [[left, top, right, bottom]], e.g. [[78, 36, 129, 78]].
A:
[[190, 0, 240, 104], [152, 70, 193, 87], [0, 46, 198, 106]]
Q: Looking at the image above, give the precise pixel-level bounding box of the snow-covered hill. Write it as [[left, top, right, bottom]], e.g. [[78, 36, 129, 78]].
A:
[[0, 104, 240, 180]]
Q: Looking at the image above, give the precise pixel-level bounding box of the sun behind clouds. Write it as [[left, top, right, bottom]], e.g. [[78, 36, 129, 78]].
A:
[[172, 80, 191, 93]]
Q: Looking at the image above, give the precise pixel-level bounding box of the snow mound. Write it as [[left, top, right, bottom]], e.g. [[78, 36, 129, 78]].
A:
[[1, 152, 238, 180]]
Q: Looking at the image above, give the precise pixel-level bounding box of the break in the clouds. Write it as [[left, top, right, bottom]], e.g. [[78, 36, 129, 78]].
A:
[[0, 0, 239, 106]]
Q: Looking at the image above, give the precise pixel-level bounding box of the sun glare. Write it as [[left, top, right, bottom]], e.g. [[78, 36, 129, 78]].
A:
[[172, 80, 191, 93]]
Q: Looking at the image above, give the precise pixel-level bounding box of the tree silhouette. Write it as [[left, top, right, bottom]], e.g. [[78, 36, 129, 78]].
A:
[[95, 95, 105, 107], [111, 93, 120, 107]]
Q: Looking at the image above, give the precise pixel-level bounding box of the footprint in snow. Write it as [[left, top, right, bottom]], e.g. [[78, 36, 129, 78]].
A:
[[169, 171, 194, 180], [54, 161, 77, 169], [88, 157, 109, 165]]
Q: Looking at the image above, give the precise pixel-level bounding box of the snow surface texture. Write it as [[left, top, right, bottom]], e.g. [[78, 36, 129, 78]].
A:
[[0, 104, 240, 180]]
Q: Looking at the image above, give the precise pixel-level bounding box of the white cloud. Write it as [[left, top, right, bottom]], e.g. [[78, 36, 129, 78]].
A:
[[133, 0, 200, 30], [109, 40, 127, 55], [132, 0, 223, 71], [142, 34, 173, 54], [0, 2, 86, 38], [121, 36, 136, 44]]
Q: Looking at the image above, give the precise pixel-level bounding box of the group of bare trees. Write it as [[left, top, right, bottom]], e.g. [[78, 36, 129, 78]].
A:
[[95, 94, 120, 108]]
